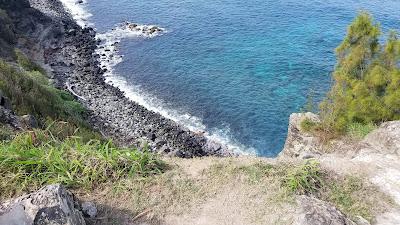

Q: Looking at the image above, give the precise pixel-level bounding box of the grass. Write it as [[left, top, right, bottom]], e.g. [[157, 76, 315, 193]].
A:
[[0, 58, 87, 126], [346, 122, 377, 139], [15, 49, 47, 75], [0, 129, 165, 200], [197, 159, 389, 223], [280, 160, 390, 222], [70, 158, 392, 224], [282, 160, 324, 195], [0, 124, 13, 140], [324, 176, 376, 222]]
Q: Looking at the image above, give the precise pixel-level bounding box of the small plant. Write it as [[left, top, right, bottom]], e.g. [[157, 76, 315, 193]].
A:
[[346, 122, 377, 139], [300, 118, 317, 132], [282, 160, 324, 195]]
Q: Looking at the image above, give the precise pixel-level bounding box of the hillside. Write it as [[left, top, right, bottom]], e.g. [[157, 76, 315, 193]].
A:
[[0, 0, 399, 225]]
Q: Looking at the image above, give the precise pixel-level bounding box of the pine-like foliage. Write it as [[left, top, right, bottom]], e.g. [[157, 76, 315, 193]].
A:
[[320, 12, 400, 131]]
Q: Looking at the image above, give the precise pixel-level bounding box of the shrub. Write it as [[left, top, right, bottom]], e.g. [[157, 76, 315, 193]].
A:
[[300, 118, 317, 132], [320, 12, 400, 132], [0, 129, 165, 199]]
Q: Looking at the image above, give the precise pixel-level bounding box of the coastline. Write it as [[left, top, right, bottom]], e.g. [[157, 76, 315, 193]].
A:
[[28, 0, 233, 157]]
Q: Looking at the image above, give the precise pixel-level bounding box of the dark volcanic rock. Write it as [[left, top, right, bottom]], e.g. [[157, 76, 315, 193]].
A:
[[0, 184, 86, 225], [294, 195, 356, 225], [2, 0, 233, 157]]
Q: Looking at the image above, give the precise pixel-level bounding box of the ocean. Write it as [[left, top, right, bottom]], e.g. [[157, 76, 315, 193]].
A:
[[61, 0, 400, 156]]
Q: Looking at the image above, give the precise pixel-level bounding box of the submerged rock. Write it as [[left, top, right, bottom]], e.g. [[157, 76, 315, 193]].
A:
[[0, 184, 86, 225]]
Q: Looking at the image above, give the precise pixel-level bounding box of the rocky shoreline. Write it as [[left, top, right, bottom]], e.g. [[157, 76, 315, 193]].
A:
[[22, 0, 233, 157]]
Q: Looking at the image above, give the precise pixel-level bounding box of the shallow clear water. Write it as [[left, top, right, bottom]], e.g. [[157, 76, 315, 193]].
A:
[[85, 0, 400, 156]]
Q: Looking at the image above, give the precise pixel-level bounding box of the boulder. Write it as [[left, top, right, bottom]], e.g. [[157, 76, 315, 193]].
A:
[[361, 121, 400, 156], [294, 195, 356, 225], [0, 184, 86, 225], [19, 114, 39, 129], [0, 106, 21, 129], [280, 112, 322, 158], [81, 202, 97, 219]]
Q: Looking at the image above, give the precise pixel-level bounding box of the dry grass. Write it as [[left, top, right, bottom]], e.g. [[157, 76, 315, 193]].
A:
[[76, 157, 392, 225]]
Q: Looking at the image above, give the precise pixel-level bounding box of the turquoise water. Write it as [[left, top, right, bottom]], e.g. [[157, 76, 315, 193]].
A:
[[85, 0, 400, 156]]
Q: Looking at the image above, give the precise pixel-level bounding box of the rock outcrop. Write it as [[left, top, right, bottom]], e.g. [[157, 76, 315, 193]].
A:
[[0, 184, 86, 225], [361, 121, 400, 156], [294, 195, 356, 225], [282, 113, 400, 224], [280, 112, 322, 158]]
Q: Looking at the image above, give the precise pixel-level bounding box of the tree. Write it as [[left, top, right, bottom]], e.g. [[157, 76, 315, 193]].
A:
[[320, 12, 400, 132]]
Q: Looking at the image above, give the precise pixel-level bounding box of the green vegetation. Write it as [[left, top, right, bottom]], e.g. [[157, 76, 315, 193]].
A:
[[300, 118, 318, 133], [0, 53, 165, 201], [0, 124, 13, 140], [0, 128, 165, 200], [346, 122, 377, 139], [280, 160, 389, 222], [282, 160, 323, 195], [0, 57, 86, 126], [15, 49, 46, 74], [205, 160, 388, 222], [324, 176, 381, 222], [320, 12, 400, 132]]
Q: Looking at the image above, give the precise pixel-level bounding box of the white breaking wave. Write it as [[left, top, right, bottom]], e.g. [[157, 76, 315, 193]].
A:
[[58, 0, 93, 27], [59, 0, 256, 155]]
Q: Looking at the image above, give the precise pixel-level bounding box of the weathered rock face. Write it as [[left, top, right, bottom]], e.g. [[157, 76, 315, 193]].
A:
[[294, 195, 356, 225], [361, 121, 400, 156], [0, 184, 86, 225], [280, 112, 322, 158]]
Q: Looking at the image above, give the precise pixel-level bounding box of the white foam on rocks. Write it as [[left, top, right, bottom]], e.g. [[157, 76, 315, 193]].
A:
[[58, 0, 93, 27], [59, 0, 256, 155]]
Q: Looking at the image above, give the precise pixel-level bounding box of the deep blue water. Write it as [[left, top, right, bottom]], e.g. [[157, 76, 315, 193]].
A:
[[85, 0, 400, 156]]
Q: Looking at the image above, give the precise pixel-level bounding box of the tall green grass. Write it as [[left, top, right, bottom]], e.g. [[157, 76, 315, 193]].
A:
[[0, 129, 165, 199], [0, 58, 86, 125]]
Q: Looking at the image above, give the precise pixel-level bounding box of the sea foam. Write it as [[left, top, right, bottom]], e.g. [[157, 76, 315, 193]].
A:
[[58, 0, 93, 27]]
